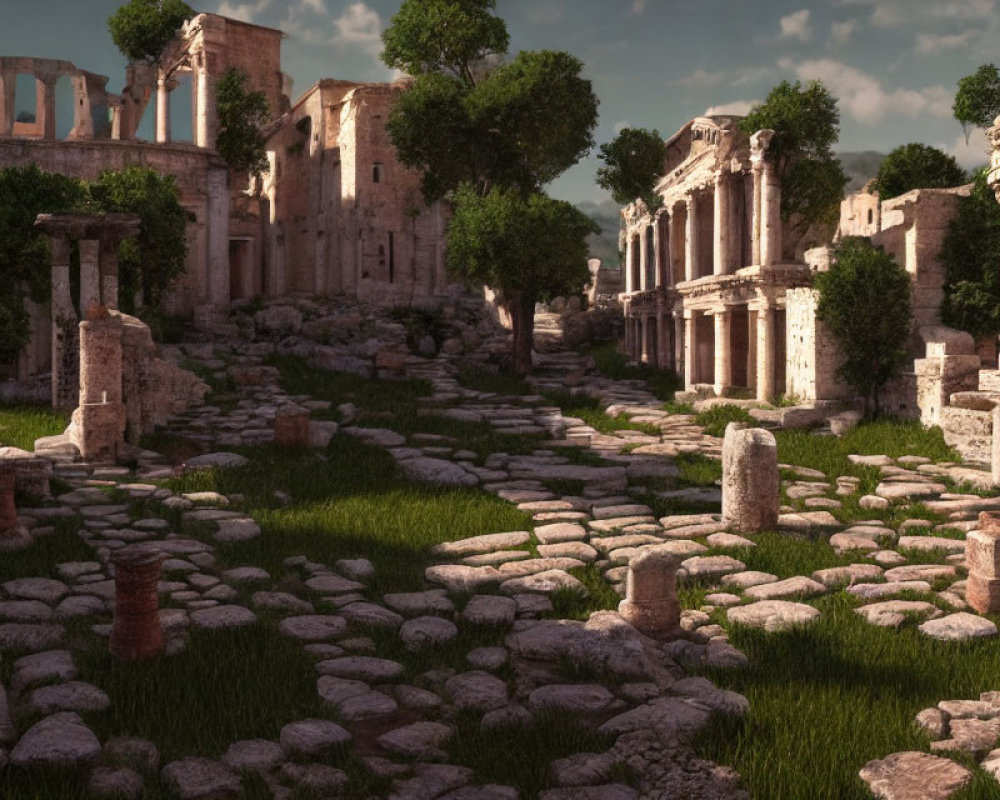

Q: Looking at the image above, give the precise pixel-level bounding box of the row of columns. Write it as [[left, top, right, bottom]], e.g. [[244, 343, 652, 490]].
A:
[[624, 128, 781, 296], [154, 50, 218, 147]]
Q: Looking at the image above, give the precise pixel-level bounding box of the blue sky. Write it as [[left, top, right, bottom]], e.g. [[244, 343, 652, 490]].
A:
[[3, 0, 998, 204]]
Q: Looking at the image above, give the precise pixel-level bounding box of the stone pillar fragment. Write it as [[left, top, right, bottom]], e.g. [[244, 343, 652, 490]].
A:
[[714, 309, 731, 396], [640, 316, 650, 364], [274, 405, 311, 449], [750, 129, 775, 267], [99, 238, 120, 309], [618, 547, 681, 638], [966, 511, 1000, 614], [722, 422, 779, 534], [713, 171, 731, 276], [0, 73, 14, 136], [685, 194, 699, 282], [50, 237, 78, 409], [70, 314, 126, 464], [674, 314, 684, 378], [756, 304, 775, 403], [110, 543, 165, 661], [78, 240, 101, 313], [684, 312, 696, 388], [38, 76, 57, 140], [987, 115, 1000, 205], [156, 75, 170, 143]]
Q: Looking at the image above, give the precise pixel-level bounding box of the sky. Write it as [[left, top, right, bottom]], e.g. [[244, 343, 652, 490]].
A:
[[2, 0, 998, 205]]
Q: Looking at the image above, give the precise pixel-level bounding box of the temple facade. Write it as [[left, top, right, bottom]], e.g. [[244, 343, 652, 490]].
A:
[[620, 117, 811, 402]]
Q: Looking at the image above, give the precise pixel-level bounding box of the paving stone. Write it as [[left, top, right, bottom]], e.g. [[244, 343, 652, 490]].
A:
[[0, 623, 65, 651], [812, 564, 884, 587], [500, 569, 585, 595], [383, 589, 455, 617], [727, 601, 820, 632], [527, 684, 615, 714], [721, 571, 779, 589], [189, 605, 257, 630], [919, 613, 998, 641], [432, 531, 531, 558], [390, 764, 475, 800], [279, 719, 352, 758], [317, 656, 404, 682], [875, 481, 948, 500], [706, 532, 756, 548], [280, 762, 349, 792], [10, 712, 100, 768], [461, 595, 517, 627], [445, 671, 508, 711], [89, 766, 143, 799], [0, 600, 54, 623], [377, 721, 454, 760], [250, 591, 314, 614], [425, 565, 502, 593], [160, 757, 242, 799], [931, 717, 1000, 757], [339, 601, 404, 628], [2, 578, 69, 605], [278, 615, 347, 641], [855, 601, 943, 628], [221, 739, 285, 772], [184, 452, 249, 468], [25, 681, 110, 715], [744, 576, 827, 601], [885, 565, 957, 582], [537, 542, 598, 561], [395, 685, 444, 711], [534, 522, 588, 544], [860, 751, 970, 800], [401, 616, 459, 651], [680, 555, 746, 579], [897, 536, 966, 554], [847, 582, 933, 600]]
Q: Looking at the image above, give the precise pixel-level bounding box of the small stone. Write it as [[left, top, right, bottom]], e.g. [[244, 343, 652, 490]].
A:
[[10, 712, 100, 768], [445, 671, 508, 711], [528, 684, 615, 714], [316, 656, 404, 682], [855, 601, 942, 628], [466, 647, 507, 671], [278, 615, 347, 641], [279, 719, 352, 758], [744, 576, 827, 601], [89, 766, 143, 800], [377, 721, 454, 760], [919, 613, 998, 641], [160, 757, 242, 799], [462, 595, 517, 627], [859, 751, 970, 800], [189, 605, 256, 630], [221, 739, 284, 772], [727, 600, 820, 632], [401, 616, 459, 651]]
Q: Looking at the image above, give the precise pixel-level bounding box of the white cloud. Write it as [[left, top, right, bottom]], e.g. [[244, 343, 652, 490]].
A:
[[216, 0, 272, 22], [837, 0, 994, 27], [830, 19, 858, 46], [703, 100, 757, 117], [333, 2, 382, 55], [914, 29, 978, 55], [630, 0, 648, 15], [780, 58, 953, 124], [779, 9, 813, 42], [939, 127, 991, 171], [530, 1, 564, 24]]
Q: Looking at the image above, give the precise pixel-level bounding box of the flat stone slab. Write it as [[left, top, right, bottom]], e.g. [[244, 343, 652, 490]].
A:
[[847, 581, 933, 600], [342, 427, 405, 448], [706, 533, 756, 548], [304, 573, 365, 594], [527, 684, 615, 714], [10, 711, 100, 768], [875, 481, 948, 500], [855, 601, 943, 628], [897, 536, 966, 554], [445, 671, 508, 711], [316, 656, 404, 682], [338, 602, 404, 629], [3, 578, 69, 605], [25, 681, 110, 715], [680, 555, 746, 579], [376, 721, 453, 760], [382, 589, 455, 616], [425, 565, 501, 593], [279, 719, 352, 758], [184, 452, 249, 469], [398, 456, 479, 487], [534, 522, 587, 544], [0, 623, 65, 651], [919, 613, 998, 641], [278, 615, 347, 641], [885, 565, 957, 582], [727, 600, 820, 632], [461, 595, 517, 627], [189, 605, 257, 630], [722, 571, 779, 589], [778, 511, 840, 532], [161, 757, 242, 799], [744, 576, 827, 601], [812, 564, 884, 587], [400, 616, 458, 651], [499, 569, 585, 595], [221, 739, 285, 772], [860, 751, 971, 800], [213, 518, 261, 543]]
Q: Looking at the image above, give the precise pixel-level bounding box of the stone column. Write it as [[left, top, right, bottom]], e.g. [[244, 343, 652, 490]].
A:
[[966, 511, 1000, 614], [684, 311, 696, 388], [722, 422, 779, 534], [713, 171, 731, 276], [653, 216, 663, 287], [756, 303, 775, 403], [156, 75, 171, 143], [0, 73, 14, 136], [624, 231, 635, 294], [50, 236, 78, 409], [762, 158, 782, 266], [750, 130, 774, 267], [656, 305, 670, 370], [685, 194, 699, 282], [207, 168, 230, 308], [110, 543, 166, 661], [674, 314, 684, 378], [669, 206, 683, 285], [99, 238, 120, 309], [639, 225, 649, 291], [79, 239, 101, 314], [714, 308, 731, 396], [618, 547, 681, 638], [623, 307, 632, 355], [640, 316, 650, 364], [70, 313, 126, 463], [195, 51, 218, 149], [38, 76, 57, 140]]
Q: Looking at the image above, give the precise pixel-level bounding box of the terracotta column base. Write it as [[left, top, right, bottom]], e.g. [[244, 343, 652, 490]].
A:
[[110, 543, 165, 661]]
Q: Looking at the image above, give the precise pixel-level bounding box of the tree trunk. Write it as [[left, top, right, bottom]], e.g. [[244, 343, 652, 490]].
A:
[[509, 291, 536, 376]]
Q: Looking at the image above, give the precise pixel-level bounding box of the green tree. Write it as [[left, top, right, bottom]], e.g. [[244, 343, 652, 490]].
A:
[[381, 0, 599, 373], [940, 168, 1000, 340], [90, 167, 187, 312], [215, 67, 271, 181], [0, 166, 87, 362], [595, 127, 666, 209], [108, 0, 195, 63], [448, 184, 598, 374], [741, 80, 848, 233], [815, 237, 912, 418], [870, 143, 967, 200], [953, 64, 1000, 132]]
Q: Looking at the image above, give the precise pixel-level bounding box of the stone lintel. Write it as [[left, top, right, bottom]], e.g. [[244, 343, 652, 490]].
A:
[[34, 213, 141, 241]]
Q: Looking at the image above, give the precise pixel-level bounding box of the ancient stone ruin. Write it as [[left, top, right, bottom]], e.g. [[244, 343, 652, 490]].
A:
[[988, 115, 1000, 205], [722, 422, 779, 534], [109, 543, 166, 662], [967, 512, 1000, 615], [618, 546, 681, 638]]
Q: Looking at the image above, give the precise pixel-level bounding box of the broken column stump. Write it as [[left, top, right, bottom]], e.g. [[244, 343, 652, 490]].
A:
[[722, 422, 779, 534], [110, 544, 166, 661], [274, 404, 311, 449], [966, 511, 1000, 614], [0, 463, 16, 533], [618, 547, 681, 638]]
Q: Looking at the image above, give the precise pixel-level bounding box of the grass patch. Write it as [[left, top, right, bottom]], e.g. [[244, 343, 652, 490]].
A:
[[547, 565, 622, 620], [447, 710, 623, 797], [676, 452, 723, 486], [586, 342, 682, 401], [663, 400, 696, 415], [0, 517, 91, 582], [161, 439, 531, 594], [541, 478, 586, 496], [694, 405, 756, 437], [543, 391, 660, 436], [708, 532, 857, 579], [696, 592, 1000, 800], [456, 365, 532, 396], [0, 402, 68, 450]]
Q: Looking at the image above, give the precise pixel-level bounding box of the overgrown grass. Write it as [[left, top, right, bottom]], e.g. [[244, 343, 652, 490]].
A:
[[0, 402, 68, 450], [456, 365, 532, 396], [696, 592, 1000, 800], [161, 438, 531, 593], [694, 404, 756, 437], [676, 452, 723, 486], [0, 517, 91, 582], [586, 342, 683, 401], [543, 391, 660, 436]]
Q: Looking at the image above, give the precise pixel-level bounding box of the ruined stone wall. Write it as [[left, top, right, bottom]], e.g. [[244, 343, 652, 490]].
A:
[[0, 139, 229, 318], [837, 190, 880, 239], [785, 287, 852, 402], [217, 19, 285, 118]]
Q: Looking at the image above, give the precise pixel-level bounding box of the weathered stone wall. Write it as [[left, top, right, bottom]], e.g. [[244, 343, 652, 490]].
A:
[[785, 287, 852, 402], [837, 190, 880, 239]]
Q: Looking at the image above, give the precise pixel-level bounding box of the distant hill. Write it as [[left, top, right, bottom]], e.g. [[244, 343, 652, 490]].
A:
[[837, 150, 886, 193]]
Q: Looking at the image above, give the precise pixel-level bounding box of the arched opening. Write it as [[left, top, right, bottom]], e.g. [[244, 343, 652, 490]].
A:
[[54, 75, 73, 139], [169, 73, 194, 142], [13, 74, 37, 130]]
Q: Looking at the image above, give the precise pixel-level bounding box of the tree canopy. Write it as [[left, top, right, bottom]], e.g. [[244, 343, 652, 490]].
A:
[[108, 0, 195, 63], [940, 168, 1000, 340], [815, 237, 912, 417], [741, 80, 848, 231], [447, 183, 598, 373], [215, 68, 271, 181], [870, 143, 967, 201], [595, 127, 666, 209], [953, 64, 1000, 131], [381, 0, 508, 87], [382, 0, 599, 374]]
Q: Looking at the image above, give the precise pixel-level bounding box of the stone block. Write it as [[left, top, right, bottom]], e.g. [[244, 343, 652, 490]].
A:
[[966, 572, 1000, 615], [618, 546, 680, 639], [721, 423, 779, 534], [966, 529, 1000, 577]]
